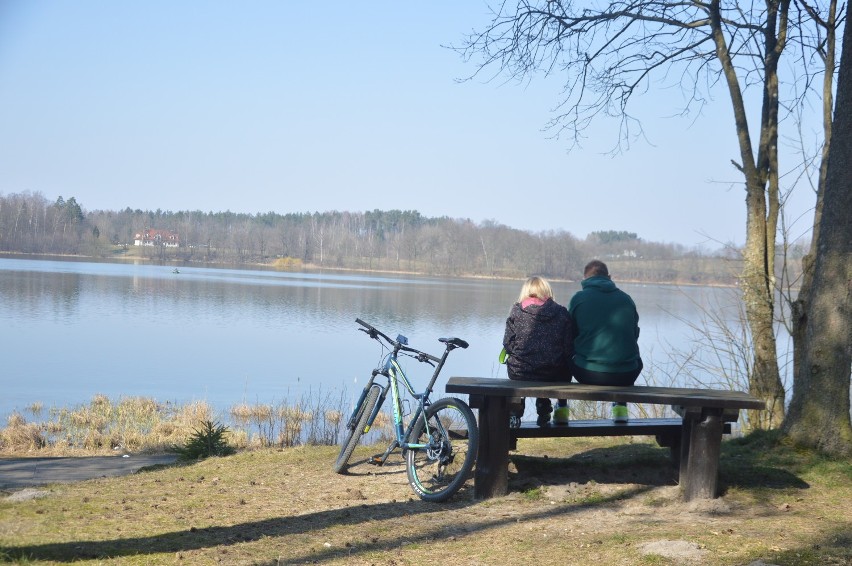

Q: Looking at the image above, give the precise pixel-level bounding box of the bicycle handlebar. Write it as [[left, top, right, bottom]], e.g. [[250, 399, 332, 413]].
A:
[[355, 318, 444, 363]]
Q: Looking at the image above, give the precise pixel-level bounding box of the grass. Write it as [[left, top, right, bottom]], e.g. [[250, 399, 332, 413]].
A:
[[1, 431, 850, 565], [1, 397, 850, 564]]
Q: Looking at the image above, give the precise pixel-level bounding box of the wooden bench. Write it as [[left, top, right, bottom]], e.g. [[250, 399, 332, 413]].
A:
[[445, 376, 766, 501]]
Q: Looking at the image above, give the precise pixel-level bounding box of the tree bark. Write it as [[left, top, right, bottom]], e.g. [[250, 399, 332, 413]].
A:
[[709, 0, 787, 428], [783, 18, 852, 456]]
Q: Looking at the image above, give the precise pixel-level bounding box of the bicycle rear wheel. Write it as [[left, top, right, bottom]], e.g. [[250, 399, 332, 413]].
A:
[[333, 384, 381, 473], [405, 397, 478, 502]]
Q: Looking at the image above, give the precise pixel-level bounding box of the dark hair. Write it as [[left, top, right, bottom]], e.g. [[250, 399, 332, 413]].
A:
[[583, 260, 609, 278]]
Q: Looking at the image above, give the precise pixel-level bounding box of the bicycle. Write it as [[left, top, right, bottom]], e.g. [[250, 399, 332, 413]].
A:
[[333, 318, 478, 502]]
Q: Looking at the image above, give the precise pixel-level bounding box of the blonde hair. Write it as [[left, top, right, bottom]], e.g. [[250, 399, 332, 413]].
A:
[[517, 276, 554, 303]]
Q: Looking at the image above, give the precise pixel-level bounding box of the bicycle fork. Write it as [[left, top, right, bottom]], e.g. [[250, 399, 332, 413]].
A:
[[346, 373, 388, 430]]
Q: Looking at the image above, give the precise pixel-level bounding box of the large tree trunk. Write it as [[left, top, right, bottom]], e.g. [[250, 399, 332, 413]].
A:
[[783, 19, 852, 456]]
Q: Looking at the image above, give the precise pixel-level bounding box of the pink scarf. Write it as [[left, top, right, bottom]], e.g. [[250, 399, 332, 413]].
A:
[[521, 297, 547, 309]]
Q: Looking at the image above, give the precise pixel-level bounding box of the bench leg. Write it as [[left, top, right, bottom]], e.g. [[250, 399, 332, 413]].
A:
[[508, 397, 524, 451], [682, 410, 724, 501], [474, 395, 510, 498], [655, 432, 682, 469], [678, 418, 692, 480]]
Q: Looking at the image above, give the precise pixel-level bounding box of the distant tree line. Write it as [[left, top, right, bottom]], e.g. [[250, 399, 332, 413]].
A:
[[0, 190, 804, 285]]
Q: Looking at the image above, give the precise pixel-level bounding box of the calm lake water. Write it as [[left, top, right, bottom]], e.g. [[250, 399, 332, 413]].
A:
[[0, 257, 750, 423]]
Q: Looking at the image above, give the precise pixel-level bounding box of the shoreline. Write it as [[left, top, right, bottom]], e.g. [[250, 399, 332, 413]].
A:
[[0, 250, 745, 289]]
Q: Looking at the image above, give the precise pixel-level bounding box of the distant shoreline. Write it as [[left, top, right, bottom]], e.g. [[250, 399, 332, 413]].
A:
[[0, 250, 744, 289]]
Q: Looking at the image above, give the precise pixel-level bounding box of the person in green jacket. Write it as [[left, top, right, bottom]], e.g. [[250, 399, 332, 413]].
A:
[[568, 260, 642, 422]]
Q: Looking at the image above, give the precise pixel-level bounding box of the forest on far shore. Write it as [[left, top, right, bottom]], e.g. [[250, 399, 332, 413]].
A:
[[0, 191, 807, 286]]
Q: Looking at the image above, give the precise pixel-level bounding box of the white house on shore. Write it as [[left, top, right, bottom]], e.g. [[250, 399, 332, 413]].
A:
[[134, 228, 179, 247]]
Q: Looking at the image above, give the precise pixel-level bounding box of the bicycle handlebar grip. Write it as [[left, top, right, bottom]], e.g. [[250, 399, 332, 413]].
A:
[[356, 318, 393, 344]]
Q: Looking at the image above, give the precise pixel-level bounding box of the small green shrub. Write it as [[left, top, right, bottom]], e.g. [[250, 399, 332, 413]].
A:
[[521, 486, 543, 501], [173, 420, 236, 460]]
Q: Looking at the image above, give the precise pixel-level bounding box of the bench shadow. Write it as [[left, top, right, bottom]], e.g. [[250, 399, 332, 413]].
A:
[[719, 433, 810, 492], [509, 443, 679, 491], [507, 435, 811, 496], [721, 463, 810, 491]]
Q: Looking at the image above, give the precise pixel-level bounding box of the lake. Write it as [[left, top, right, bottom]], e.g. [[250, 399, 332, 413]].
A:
[[0, 257, 751, 423]]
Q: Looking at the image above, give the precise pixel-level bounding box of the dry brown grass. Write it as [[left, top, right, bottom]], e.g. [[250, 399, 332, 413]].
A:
[[1, 393, 681, 459], [0, 413, 46, 452], [0, 393, 347, 457], [2, 397, 219, 456], [1, 434, 850, 565]]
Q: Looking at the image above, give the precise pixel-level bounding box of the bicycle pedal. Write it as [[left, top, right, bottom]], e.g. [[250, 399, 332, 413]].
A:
[[368, 456, 385, 466]]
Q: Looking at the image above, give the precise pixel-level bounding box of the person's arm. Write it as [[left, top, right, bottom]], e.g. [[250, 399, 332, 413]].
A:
[[565, 312, 575, 357], [633, 300, 640, 339], [569, 308, 580, 339], [503, 305, 518, 353], [568, 293, 581, 339]]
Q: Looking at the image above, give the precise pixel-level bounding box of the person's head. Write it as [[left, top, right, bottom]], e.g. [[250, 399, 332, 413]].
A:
[[583, 260, 610, 279], [518, 276, 554, 303]]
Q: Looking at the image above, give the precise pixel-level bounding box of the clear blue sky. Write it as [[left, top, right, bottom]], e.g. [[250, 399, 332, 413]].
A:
[[0, 1, 818, 247]]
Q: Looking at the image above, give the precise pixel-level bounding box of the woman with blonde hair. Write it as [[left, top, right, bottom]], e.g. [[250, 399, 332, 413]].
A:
[[503, 276, 573, 426]]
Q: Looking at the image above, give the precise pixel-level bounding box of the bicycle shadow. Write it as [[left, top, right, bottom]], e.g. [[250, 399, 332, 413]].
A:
[[337, 455, 407, 478]]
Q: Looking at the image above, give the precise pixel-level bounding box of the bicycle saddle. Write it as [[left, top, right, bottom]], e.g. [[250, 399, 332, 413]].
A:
[[439, 337, 469, 349]]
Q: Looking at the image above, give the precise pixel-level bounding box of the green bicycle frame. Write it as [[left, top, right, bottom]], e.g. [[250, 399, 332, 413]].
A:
[[356, 338, 454, 455]]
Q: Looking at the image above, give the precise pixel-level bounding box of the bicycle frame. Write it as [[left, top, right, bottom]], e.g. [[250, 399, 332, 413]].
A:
[[334, 318, 477, 501], [345, 324, 458, 465]]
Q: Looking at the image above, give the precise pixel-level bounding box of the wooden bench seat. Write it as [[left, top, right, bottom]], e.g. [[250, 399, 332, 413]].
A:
[[445, 376, 765, 501]]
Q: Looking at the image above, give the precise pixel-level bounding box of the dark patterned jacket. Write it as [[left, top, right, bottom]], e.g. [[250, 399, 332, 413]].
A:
[[503, 298, 573, 381]]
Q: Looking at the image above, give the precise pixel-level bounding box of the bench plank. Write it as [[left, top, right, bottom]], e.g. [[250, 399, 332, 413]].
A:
[[447, 376, 766, 410]]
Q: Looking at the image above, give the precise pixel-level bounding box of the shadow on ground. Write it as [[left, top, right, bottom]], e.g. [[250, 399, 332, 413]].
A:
[[509, 443, 679, 492], [1, 483, 648, 563]]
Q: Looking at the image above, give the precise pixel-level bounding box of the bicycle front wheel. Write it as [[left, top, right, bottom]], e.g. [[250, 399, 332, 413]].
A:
[[333, 384, 381, 473], [405, 397, 478, 502]]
